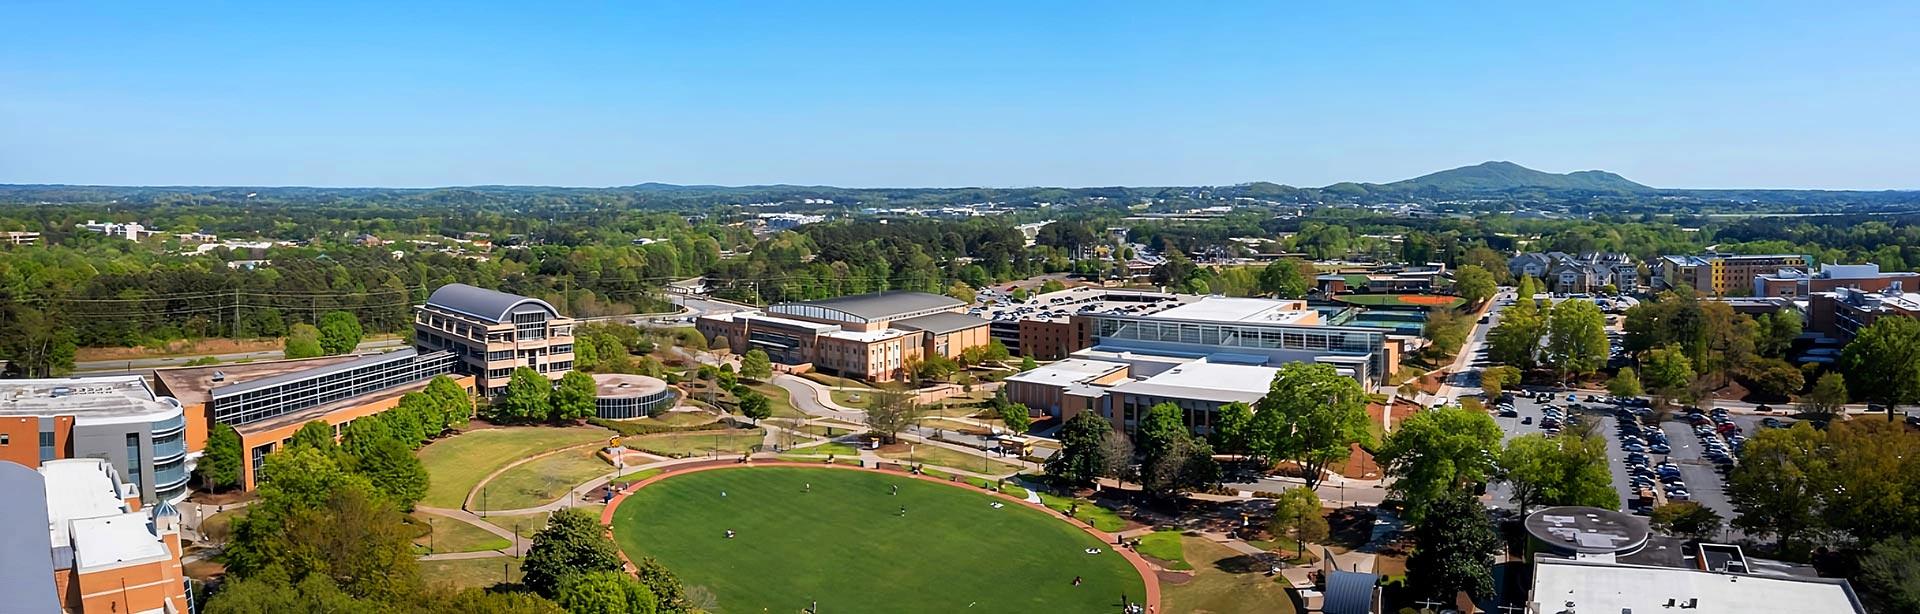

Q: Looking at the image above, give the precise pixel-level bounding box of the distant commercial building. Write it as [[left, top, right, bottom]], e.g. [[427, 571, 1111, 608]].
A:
[[0, 376, 191, 504], [1510, 252, 1638, 294], [0, 458, 190, 614], [76, 220, 160, 241], [1, 230, 40, 246], [696, 291, 990, 382], [414, 283, 577, 395], [1752, 263, 1920, 298], [154, 349, 469, 490], [1660, 253, 1808, 295], [592, 374, 675, 419], [1807, 286, 1920, 343]]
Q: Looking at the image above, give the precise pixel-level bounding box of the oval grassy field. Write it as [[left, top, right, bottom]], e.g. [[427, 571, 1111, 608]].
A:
[[609, 466, 1147, 613]]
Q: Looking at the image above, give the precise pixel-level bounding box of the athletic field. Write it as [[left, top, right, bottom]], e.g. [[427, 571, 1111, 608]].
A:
[[609, 467, 1147, 613]]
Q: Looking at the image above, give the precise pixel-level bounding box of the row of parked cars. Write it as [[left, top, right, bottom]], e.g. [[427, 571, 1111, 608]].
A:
[[1619, 415, 1692, 511]]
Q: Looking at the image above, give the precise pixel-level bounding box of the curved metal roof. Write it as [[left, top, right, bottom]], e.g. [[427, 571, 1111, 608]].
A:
[[424, 284, 560, 323], [771, 291, 963, 323]]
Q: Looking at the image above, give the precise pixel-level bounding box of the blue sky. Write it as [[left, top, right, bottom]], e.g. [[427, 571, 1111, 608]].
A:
[[2, 2, 1916, 189]]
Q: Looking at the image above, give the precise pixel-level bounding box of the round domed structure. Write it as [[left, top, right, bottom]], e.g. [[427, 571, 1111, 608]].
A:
[[592, 373, 673, 419], [1523, 506, 1650, 558]]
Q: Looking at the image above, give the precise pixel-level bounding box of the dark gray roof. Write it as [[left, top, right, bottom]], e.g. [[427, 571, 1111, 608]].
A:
[[0, 462, 60, 613], [211, 349, 421, 398], [774, 291, 964, 322], [425, 283, 560, 323], [1323, 570, 1379, 614], [894, 312, 990, 334]]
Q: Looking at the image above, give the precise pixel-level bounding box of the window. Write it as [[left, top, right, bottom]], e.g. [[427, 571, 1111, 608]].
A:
[[40, 431, 55, 462], [0, 434, 8, 445], [125, 433, 142, 490]]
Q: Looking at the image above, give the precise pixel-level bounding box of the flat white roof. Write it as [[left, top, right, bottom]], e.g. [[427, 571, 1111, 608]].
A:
[[1003, 359, 1129, 386], [1149, 297, 1315, 325], [1530, 559, 1862, 614], [823, 327, 912, 343], [40, 459, 162, 565], [1109, 358, 1277, 404], [70, 512, 171, 571]]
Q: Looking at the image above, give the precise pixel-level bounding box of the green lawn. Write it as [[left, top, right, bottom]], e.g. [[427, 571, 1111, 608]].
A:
[[412, 513, 510, 554], [877, 444, 1023, 476], [792, 441, 859, 457], [480, 505, 604, 539], [1161, 536, 1299, 614], [612, 468, 663, 484], [628, 411, 721, 427], [417, 426, 612, 509], [829, 389, 878, 409], [1036, 491, 1128, 533], [418, 557, 521, 591], [475, 448, 614, 511], [1136, 529, 1192, 570], [746, 382, 807, 418], [623, 429, 765, 458], [610, 467, 1144, 614]]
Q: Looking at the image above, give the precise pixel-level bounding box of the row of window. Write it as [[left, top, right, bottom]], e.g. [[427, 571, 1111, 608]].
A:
[[211, 352, 458, 427]]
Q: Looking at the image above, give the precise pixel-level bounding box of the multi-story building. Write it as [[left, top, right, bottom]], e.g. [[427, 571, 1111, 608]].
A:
[[1660, 253, 1808, 295], [1807, 287, 1920, 343], [1752, 263, 1920, 298], [696, 291, 990, 382], [0, 457, 190, 614], [1002, 359, 1132, 424], [413, 284, 576, 395], [0, 376, 191, 504], [1, 230, 40, 246], [1509, 252, 1638, 294], [156, 350, 467, 490]]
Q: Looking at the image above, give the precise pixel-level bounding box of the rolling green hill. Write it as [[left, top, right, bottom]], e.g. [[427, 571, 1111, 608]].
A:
[[1381, 160, 1651, 192]]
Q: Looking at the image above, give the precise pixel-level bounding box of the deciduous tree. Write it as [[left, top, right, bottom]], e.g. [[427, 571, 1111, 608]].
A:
[[1840, 316, 1920, 422], [739, 349, 772, 381], [284, 323, 325, 359], [318, 310, 364, 356], [863, 389, 922, 444], [1378, 407, 1503, 522], [552, 370, 598, 422], [1267, 486, 1329, 560], [555, 570, 658, 614], [499, 367, 553, 422], [1649, 502, 1723, 541], [1406, 489, 1499, 604], [289, 420, 336, 452], [1801, 372, 1849, 420], [1608, 367, 1644, 398], [1252, 363, 1371, 490], [998, 401, 1032, 434], [1257, 258, 1313, 299], [1499, 433, 1617, 511], [1727, 423, 1826, 554], [521, 508, 624, 598], [196, 423, 242, 491], [1453, 265, 1497, 304], [1544, 298, 1608, 381], [1047, 411, 1114, 486]]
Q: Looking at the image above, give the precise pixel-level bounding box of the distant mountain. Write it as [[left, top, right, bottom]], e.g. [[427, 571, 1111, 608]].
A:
[[1379, 161, 1652, 192]]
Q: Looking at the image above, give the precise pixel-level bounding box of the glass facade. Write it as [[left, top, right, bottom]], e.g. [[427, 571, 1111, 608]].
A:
[[210, 351, 458, 427], [595, 389, 676, 419], [125, 433, 142, 493], [39, 429, 54, 462], [1087, 315, 1387, 385]]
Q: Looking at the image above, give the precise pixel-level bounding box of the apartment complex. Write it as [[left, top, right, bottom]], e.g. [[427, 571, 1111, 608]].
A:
[[1509, 252, 1638, 294], [1659, 253, 1808, 295], [0, 458, 190, 614], [413, 283, 576, 395], [0, 376, 191, 504], [155, 350, 467, 489], [1752, 263, 1920, 298], [695, 291, 990, 382]]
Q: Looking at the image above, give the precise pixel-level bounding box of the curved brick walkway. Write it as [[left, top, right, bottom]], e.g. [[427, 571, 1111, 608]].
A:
[[600, 460, 1161, 613]]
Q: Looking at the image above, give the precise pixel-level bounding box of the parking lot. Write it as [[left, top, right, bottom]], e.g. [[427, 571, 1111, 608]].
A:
[[1485, 387, 1801, 525], [974, 286, 1188, 322]]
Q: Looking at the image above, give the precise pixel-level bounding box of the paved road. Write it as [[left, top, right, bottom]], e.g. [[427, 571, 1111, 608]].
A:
[[1437, 289, 1511, 403]]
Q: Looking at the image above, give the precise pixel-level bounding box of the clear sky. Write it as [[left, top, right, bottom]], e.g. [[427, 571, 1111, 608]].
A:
[[3, 2, 1916, 189]]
